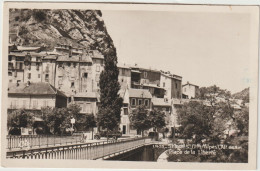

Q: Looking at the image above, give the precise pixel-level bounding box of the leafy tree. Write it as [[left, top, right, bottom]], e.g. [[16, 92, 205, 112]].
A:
[[41, 107, 70, 135], [97, 47, 123, 131], [175, 85, 249, 162], [177, 101, 217, 143], [80, 114, 97, 139], [148, 109, 166, 132], [8, 109, 34, 135], [129, 105, 151, 137]]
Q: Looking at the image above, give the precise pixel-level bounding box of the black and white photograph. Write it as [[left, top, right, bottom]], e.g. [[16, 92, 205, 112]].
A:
[[1, 2, 259, 170]]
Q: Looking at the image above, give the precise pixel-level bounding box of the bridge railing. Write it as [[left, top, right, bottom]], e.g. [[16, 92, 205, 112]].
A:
[[6, 135, 82, 150], [6, 137, 150, 160]]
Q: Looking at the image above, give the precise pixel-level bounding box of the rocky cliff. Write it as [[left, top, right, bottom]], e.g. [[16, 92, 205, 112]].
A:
[[9, 9, 115, 54]]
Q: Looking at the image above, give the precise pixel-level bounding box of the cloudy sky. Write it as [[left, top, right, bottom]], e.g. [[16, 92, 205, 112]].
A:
[[102, 10, 251, 93]]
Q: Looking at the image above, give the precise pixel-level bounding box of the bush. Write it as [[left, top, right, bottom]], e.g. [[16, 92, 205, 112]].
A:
[[32, 10, 47, 22]]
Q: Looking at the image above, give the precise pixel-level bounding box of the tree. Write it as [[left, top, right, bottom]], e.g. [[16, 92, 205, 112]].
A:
[[178, 85, 240, 143], [148, 109, 166, 132], [83, 114, 97, 139], [177, 101, 216, 143], [8, 109, 34, 135], [129, 105, 151, 137], [175, 85, 249, 162], [41, 107, 70, 135], [97, 47, 123, 131]]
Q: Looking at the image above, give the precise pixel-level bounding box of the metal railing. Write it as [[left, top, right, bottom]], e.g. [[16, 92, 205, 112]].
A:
[[7, 135, 82, 150], [6, 137, 149, 160]]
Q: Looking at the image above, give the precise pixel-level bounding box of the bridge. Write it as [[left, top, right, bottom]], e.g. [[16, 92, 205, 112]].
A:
[[6, 137, 159, 160]]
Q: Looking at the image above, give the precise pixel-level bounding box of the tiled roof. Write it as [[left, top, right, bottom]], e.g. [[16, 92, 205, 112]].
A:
[[152, 98, 171, 106], [9, 52, 27, 57], [182, 82, 199, 87], [117, 63, 131, 69], [8, 82, 66, 97], [57, 54, 92, 63], [128, 88, 152, 99]]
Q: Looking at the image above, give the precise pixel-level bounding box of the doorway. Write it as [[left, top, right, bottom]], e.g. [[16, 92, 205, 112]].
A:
[[123, 125, 126, 134]]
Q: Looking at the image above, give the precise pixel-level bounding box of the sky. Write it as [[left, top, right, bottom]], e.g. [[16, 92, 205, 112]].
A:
[[101, 10, 251, 93]]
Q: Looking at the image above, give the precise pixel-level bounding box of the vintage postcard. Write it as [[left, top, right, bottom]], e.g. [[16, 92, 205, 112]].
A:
[[1, 2, 259, 170]]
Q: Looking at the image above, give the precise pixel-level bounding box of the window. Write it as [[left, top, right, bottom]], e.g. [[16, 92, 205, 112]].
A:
[[123, 108, 128, 115], [28, 73, 31, 79], [8, 63, 13, 69], [58, 63, 62, 68], [14, 100, 18, 108], [38, 74, 41, 78], [71, 82, 75, 88], [45, 74, 49, 82], [68, 62, 71, 67], [36, 64, 40, 70], [58, 78, 62, 86], [96, 66, 100, 72], [73, 63, 77, 68], [36, 57, 41, 62], [46, 64, 50, 72], [8, 72, 12, 76], [145, 99, 149, 107], [9, 100, 12, 108], [163, 82, 165, 87], [83, 73, 88, 78], [23, 100, 27, 108], [175, 83, 178, 89], [144, 72, 147, 78], [19, 63, 23, 70], [138, 99, 143, 105], [122, 69, 125, 76], [95, 74, 99, 82], [43, 100, 49, 107], [32, 100, 38, 109], [86, 103, 92, 113], [131, 98, 136, 106], [82, 104, 86, 113]]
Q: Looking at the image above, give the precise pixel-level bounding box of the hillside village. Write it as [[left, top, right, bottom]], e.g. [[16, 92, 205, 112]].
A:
[[8, 42, 247, 137], [7, 9, 248, 138]]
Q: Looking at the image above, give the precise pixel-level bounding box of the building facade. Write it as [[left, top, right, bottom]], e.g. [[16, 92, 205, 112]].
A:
[[182, 82, 199, 99]]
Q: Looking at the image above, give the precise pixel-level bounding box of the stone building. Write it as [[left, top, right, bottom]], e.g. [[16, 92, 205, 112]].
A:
[[8, 52, 26, 84], [182, 81, 199, 99], [8, 82, 67, 112], [119, 88, 153, 136], [42, 54, 57, 86], [118, 63, 131, 90], [160, 71, 182, 100]]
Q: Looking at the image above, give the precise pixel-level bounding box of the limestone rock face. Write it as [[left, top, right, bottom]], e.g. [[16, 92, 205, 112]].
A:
[[9, 9, 115, 55]]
